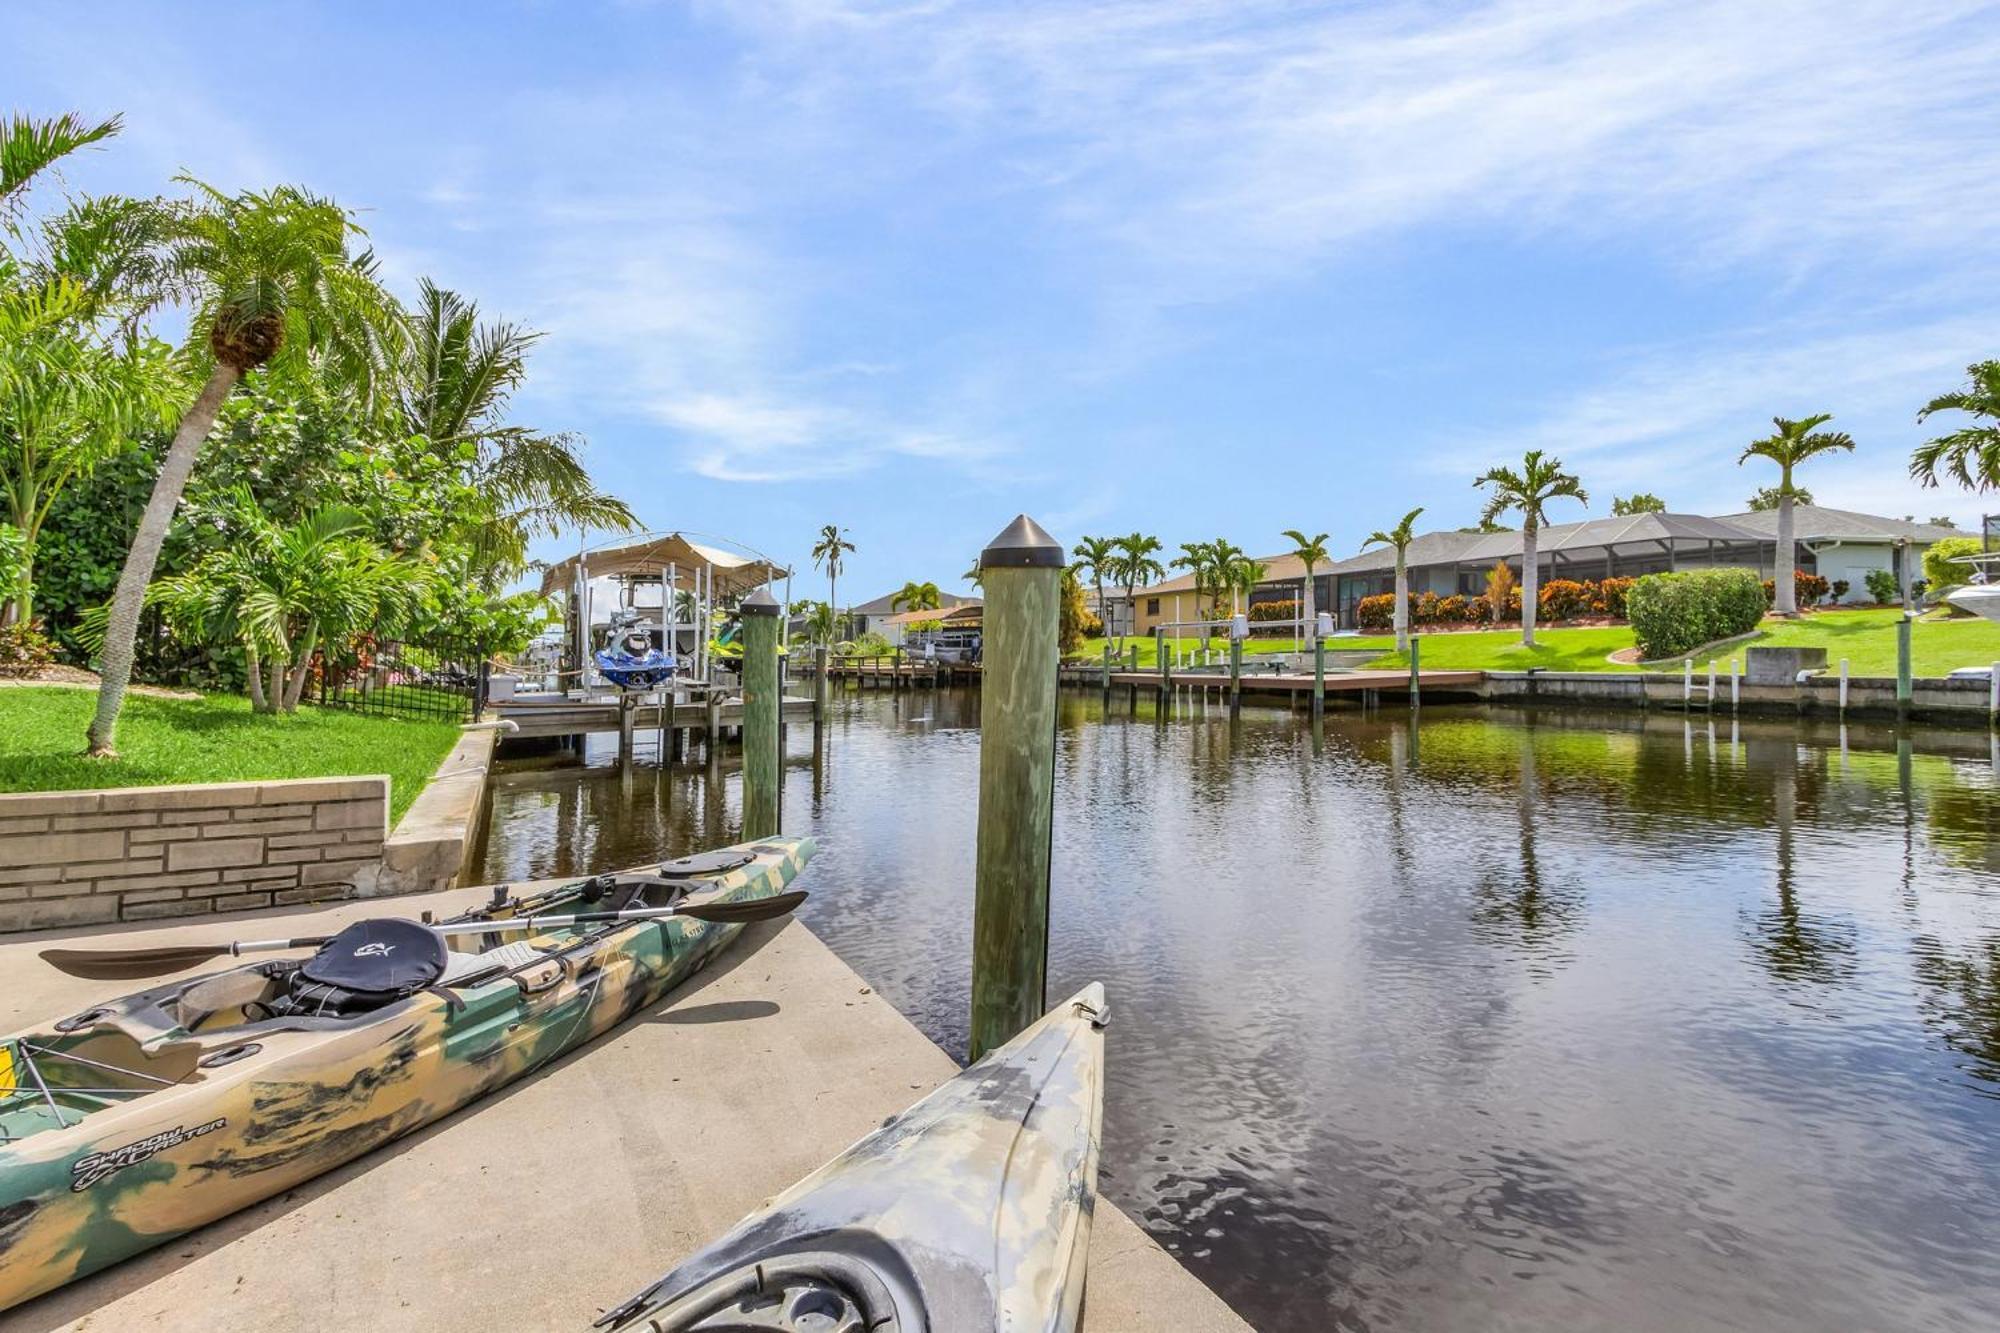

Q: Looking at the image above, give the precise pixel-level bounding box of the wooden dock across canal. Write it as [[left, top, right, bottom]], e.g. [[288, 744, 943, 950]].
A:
[[494, 694, 816, 740], [1, 889, 1249, 1333], [1078, 667, 1486, 698]]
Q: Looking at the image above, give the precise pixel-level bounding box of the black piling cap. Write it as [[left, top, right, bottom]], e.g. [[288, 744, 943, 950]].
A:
[[741, 586, 781, 616], [980, 514, 1064, 570]]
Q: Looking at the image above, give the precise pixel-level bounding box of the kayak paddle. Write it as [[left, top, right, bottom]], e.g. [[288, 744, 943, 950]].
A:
[[38, 890, 809, 981]]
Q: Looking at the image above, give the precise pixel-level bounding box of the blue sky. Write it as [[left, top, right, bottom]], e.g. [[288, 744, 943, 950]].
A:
[[8, 1, 1999, 601]]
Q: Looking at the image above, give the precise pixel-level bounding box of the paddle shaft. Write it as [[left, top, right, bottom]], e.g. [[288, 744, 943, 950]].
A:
[[223, 897, 800, 954]]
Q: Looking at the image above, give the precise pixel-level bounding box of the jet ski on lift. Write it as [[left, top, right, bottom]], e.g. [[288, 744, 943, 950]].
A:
[[594, 610, 678, 690]]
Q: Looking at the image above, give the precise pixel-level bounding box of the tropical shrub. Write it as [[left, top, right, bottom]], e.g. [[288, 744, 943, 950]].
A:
[[1484, 562, 1516, 625], [1465, 595, 1491, 623], [0, 621, 56, 678], [1830, 580, 1849, 601], [1923, 537, 1984, 592], [1762, 571, 1830, 607], [1536, 579, 1592, 621], [1592, 577, 1636, 618], [1058, 567, 1091, 654], [1356, 594, 1395, 630], [1627, 568, 1767, 659], [1248, 599, 1299, 622], [1864, 568, 1900, 604], [1431, 594, 1470, 624]]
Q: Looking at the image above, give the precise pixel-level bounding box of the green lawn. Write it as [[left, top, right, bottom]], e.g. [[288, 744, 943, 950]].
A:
[[0, 688, 461, 822], [1083, 608, 2000, 679]]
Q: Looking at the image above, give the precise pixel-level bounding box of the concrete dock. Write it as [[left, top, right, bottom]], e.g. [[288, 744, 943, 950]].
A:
[[0, 887, 1248, 1333]]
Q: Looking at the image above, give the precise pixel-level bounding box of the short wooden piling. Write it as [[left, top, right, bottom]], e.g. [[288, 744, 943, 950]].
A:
[[1313, 635, 1325, 719], [970, 514, 1063, 1061], [617, 694, 637, 774], [813, 644, 830, 729], [740, 586, 781, 840], [1228, 637, 1242, 717], [1896, 615, 1913, 719], [1409, 635, 1421, 708], [892, 647, 903, 692]]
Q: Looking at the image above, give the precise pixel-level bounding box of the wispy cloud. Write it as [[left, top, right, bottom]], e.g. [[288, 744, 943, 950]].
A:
[[730, 0, 2000, 280]]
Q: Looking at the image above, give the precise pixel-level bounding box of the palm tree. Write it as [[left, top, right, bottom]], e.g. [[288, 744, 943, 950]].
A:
[[395, 280, 634, 580], [1361, 508, 1425, 653], [810, 523, 854, 632], [962, 561, 983, 590], [146, 492, 430, 712], [890, 579, 941, 613], [0, 280, 175, 623], [1910, 361, 2000, 492], [1228, 556, 1266, 615], [1474, 451, 1587, 646], [1071, 535, 1118, 647], [88, 180, 402, 755], [1112, 531, 1165, 653], [1739, 414, 1854, 616], [1281, 528, 1330, 637]]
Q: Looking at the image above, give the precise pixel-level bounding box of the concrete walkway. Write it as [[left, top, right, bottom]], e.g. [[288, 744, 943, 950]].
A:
[[1, 888, 1248, 1332]]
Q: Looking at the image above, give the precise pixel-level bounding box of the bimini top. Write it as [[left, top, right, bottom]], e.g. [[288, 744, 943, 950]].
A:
[[538, 532, 790, 599]]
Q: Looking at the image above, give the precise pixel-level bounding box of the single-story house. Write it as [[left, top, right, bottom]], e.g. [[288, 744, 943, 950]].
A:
[[1123, 507, 1969, 634], [845, 590, 981, 643], [877, 601, 983, 647]]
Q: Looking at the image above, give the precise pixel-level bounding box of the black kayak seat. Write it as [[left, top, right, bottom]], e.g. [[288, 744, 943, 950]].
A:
[[299, 919, 447, 999]]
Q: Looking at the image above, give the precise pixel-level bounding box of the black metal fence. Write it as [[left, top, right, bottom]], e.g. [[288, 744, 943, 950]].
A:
[[312, 637, 487, 723]]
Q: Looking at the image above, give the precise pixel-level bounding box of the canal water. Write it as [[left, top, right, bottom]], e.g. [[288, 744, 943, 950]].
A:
[[475, 689, 2000, 1332]]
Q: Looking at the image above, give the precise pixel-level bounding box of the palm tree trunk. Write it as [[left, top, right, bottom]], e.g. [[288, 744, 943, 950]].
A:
[[88, 364, 241, 756], [1301, 565, 1316, 639], [11, 549, 32, 627], [1775, 485, 1797, 616], [1521, 518, 1540, 646], [245, 643, 267, 712], [283, 621, 321, 711], [268, 655, 286, 714], [1393, 552, 1410, 654]]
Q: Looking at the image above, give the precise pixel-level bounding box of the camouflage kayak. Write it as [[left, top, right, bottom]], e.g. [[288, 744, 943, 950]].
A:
[[598, 982, 1109, 1333], [0, 835, 814, 1313]]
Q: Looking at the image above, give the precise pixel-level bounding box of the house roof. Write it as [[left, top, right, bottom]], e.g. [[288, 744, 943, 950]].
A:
[[1131, 504, 1973, 594], [850, 590, 980, 616], [1325, 512, 1767, 575], [1714, 505, 1970, 544], [882, 602, 982, 626]]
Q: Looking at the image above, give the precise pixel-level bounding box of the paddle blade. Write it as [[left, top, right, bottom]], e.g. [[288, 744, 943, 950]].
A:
[[39, 943, 231, 981], [676, 890, 808, 925]]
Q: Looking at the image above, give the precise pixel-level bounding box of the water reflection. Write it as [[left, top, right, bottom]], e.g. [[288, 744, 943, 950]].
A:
[[476, 692, 2000, 1332]]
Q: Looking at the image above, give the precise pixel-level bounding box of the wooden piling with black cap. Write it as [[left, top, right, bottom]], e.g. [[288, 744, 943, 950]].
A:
[[740, 586, 782, 840], [969, 513, 1063, 1060]]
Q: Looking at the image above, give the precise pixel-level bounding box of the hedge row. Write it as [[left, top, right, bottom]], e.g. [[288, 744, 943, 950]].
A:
[[1626, 567, 1767, 659], [1354, 576, 1638, 630]]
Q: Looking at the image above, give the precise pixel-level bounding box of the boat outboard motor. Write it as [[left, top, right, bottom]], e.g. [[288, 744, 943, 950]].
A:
[[278, 918, 448, 1017]]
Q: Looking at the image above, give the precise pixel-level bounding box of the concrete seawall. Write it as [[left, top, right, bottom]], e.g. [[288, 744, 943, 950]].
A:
[[1481, 668, 1997, 723]]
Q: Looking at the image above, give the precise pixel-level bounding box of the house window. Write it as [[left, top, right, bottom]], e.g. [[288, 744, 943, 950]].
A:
[[1146, 597, 1160, 615]]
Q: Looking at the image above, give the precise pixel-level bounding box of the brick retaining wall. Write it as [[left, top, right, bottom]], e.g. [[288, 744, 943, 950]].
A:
[[0, 776, 387, 932]]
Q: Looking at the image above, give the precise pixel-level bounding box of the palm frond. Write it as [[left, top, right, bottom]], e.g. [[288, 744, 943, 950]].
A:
[[1, 112, 121, 209]]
